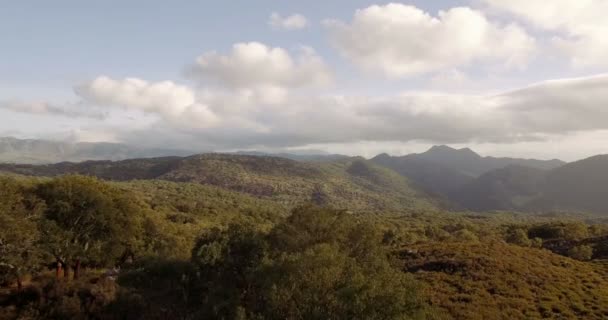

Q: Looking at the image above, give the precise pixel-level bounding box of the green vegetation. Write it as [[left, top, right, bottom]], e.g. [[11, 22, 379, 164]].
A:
[[2, 153, 608, 319], [0, 154, 438, 213]]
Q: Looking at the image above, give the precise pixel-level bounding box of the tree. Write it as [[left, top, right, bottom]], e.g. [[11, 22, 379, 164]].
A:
[[191, 222, 269, 318], [37, 175, 144, 279], [189, 205, 427, 319], [505, 227, 532, 247], [567, 245, 594, 261], [0, 177, 45, 289]]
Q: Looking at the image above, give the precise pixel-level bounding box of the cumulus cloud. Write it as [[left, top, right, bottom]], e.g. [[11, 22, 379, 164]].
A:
[[187, 42, 332, 89], [269, 12, 309, 30], [483, 0, 608, 68], [90, 73, 608, 151], [325, 3, 536, 77], [0, 100, 105, 119], [74, 76, 219, 128]]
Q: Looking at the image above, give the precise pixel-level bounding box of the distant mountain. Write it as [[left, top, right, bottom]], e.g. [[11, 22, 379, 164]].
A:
[[0, 137, 195, 164], [403, 145, 564, 177], [0, 153, 438, 212], [452, 165, 547, 211], [0, 137, 351, 164], [371, 145, 564, 198], [232, 150, 350, 162], [449, 155, 608, 214], [527, 155, 608, 214], [371, 153, 473, 197]]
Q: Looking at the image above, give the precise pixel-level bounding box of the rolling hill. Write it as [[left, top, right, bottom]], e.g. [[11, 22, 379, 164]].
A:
[[0, 153, 438, 213]]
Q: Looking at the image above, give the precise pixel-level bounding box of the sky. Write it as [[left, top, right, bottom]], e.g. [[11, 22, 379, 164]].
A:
[[2, 0, 608, 161]]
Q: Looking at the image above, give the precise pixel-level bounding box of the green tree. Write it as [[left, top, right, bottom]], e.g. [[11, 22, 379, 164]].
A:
[[189, 206, 426, 319], [505, 227, 532, 247], [37, 175, 144, 278], [191, 222, 269, 318], [0, 177, 45, 289], [567, 245, 594, 261]]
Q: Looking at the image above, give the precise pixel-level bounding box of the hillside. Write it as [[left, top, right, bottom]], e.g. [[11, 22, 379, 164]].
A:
[[372, 153, 473, 197], [447, 155, 608, 214], [528, 155, 608, 214], [371, 145, 564, 199], [401, 241, 608, 319], [452, 165, 547, 211], [0, 154, 437, 213], [395, 145, 563, 177]]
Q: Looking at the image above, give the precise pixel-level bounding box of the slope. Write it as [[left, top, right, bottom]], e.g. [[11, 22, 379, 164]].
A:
[[527, 155, 608, 214], [402, 241, 608, 319], [0, 154, 437, 213]]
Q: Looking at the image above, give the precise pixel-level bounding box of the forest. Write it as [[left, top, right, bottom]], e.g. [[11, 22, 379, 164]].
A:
[[1, 159, 608, 319]]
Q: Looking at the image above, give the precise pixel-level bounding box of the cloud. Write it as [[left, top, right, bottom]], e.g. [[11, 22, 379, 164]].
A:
[[187, 42, 332, 89], [90, 73, 608, 152], [483, 0, 608, 68], [269, 12, 309, 30], [74, 76, 219, 128], [325, 3, 536, 77], [0, 100, 105, 119]]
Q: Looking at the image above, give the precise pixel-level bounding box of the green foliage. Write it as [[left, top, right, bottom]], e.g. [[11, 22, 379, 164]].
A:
[[1, 170, 608, 319], [402, 241, 608, 319], [567, 245, 594, 261], [187, 206, 426, 319], [0, 177, 45, 286], [505, 227, 532, 246], [36, 175, 145, 268]]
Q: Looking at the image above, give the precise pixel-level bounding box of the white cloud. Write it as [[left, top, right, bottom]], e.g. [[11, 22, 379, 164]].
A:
[[483, 0, 608, 68], [269, 12, 309, 30], [74, 76, 219, 128], [325, 3, 536, 77], [188, 42, 332, 89], [99, 74, 608, 151]]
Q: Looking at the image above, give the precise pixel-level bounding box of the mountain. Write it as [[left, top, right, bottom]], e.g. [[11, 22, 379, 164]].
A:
[[371, 145, 564, 198], [232, 150, 350, 162], [527, 155, 608, 213], [401, 145, 564, 177], [450, 155, 608, 214], [0, 137, 195, 164], [0, 153, 437, 212], [371, 153, 473, 197], [0, 137, 352, 164], [452, 165, 547, 211]]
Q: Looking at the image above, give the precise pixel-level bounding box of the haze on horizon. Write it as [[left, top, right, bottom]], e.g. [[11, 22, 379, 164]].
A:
[[2, 0, 608, 162]]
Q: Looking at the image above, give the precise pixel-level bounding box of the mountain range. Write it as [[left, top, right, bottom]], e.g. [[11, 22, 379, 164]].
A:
[[1, 137, 607, 215], [373, 147, 608, 214]]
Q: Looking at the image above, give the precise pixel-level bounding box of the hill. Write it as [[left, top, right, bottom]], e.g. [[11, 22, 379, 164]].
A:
[[399, 145, 563, 177], [528, 155, 608, 214], [371, 145, 564, 199], [448, 155, 608, 214], [0, 154, 437, 213], [372, 153, 473, 198], [402, 241, 608, 319], [452, 165, 547, 211]]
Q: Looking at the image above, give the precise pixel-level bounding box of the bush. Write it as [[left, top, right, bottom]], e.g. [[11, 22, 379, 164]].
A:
[[567, 245, 594, 261]]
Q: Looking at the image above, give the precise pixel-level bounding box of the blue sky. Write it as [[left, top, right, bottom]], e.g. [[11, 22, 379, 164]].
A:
[[2, 1, 608, 160]]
